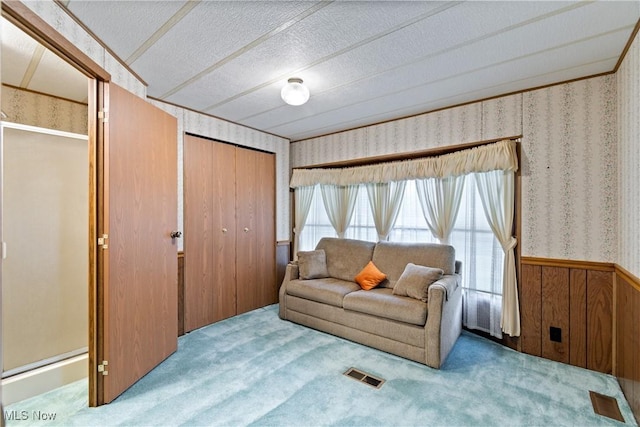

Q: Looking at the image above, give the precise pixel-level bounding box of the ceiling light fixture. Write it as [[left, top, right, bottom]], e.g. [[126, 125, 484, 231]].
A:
[[281, 78, 310, 106]]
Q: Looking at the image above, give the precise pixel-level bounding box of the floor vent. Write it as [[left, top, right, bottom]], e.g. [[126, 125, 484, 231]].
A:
[[344, 368, 385, 389], [589, 391, 625, 422]]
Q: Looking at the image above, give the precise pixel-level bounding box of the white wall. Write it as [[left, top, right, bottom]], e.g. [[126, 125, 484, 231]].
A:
[[617, 29, 640, 278], [292, 74, 618, 263]]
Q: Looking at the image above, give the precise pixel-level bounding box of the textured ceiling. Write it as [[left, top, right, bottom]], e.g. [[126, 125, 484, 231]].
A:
[[1, 17, 88, 104], [5, 1, 640, 141]]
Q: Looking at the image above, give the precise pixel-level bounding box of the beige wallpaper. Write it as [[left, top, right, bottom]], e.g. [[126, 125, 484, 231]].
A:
[[522, 76, 617, 262], [292, 75, 618, 263], [617, 29, 640, 278], [1, 86, 88, 135]]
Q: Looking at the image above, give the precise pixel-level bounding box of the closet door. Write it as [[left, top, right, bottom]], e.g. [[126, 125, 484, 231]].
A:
[[210, 141, 237, 322], [184, 135, 214, 331], [236, 147, 276, 314], [184, 135, 236, 332]]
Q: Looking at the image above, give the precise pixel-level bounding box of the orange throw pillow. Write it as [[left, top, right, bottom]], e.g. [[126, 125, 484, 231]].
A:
[[355, 261, 387, 290]]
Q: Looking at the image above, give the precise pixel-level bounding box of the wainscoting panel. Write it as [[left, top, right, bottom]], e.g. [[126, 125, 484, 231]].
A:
[[541, 267, 570, 364], [520, 258, 613, 374], [586, 270, 612, 373], [615, 266, 640, 423], [520, 264, 542, 356], [569, 269, 587, 368], [276, 241, 291, 289]]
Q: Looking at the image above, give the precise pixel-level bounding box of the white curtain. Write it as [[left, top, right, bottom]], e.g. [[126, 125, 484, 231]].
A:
[[293, 185, 315, 260], [290, 139, 517, 187], [320, 184, 359, 238], [474, 170, 520, 337], [416, 175, 465, 244], [455, 174, 504, 338], [365, 181, 406, 241]]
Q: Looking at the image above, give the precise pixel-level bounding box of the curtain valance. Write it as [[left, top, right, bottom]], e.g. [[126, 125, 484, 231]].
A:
[[290, 138, 518, 188]]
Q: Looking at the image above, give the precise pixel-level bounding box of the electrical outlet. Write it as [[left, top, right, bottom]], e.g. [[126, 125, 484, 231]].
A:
[[550, 326, 562, 343]]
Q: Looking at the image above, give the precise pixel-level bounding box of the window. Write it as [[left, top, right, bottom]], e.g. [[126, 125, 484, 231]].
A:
[[298, 175, 505, 338]]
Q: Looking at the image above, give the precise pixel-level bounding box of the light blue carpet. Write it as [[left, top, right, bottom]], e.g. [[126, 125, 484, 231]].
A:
[[5, 305, 636, 426]]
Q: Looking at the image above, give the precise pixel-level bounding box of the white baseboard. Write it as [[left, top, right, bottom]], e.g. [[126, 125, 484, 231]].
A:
[[2, 354, 87, 405]]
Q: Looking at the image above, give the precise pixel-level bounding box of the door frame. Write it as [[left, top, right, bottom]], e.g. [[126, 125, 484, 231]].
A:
[[1, 0, 110, 407]]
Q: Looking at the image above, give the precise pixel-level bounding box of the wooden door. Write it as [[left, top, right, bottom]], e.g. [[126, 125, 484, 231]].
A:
[[183, 136, 236, 331], [95, 82, 178, 404], [210, 142, 238, 321], [255, 150, 277, 307], [236, 148, 276, 314], [184, 135, 215, 331]]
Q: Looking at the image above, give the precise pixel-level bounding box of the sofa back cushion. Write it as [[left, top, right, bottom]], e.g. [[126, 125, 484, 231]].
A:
[[372, 241, 456, 288], [315, 238, 376, 282]]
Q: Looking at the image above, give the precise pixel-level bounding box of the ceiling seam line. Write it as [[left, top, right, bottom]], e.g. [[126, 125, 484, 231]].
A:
[[283, 57, 617, 141], [201, 1, 463, 112], [20, 45, 46, 88], [125, 0, 202, 65], [261, 25, 631, 132], [158, 0, 334, 100]]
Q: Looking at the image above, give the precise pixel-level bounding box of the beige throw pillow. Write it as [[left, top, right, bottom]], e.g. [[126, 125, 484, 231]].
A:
[[392, 263, 444, 302], [297, 249, 329, 280]]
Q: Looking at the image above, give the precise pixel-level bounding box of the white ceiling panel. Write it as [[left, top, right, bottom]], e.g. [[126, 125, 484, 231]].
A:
[[1, 18, 40, 87], [65, 0, 189, 61], [28, 50, 88, 103], [133, 1, 318, 98], [24, 1, 640, 141], [164, 1, 455, 110], [1, 17, 87, 104], [198, 0, 573, 113], [210, 1, 586, 123]]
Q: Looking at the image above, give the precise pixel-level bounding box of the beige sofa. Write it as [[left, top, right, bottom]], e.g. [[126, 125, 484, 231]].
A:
[[278, 238, 462, 369]]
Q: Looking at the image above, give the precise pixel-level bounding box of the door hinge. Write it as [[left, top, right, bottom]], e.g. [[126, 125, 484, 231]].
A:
[[97, 234, 109, 249], [98, 110, 109, 123], [98, 360, 109, 376]]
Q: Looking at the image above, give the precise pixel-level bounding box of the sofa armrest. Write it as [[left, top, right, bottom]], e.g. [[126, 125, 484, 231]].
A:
[[278, 263, 299, 319], [429, 274, 459, 301], [285, 262, 299, 280], [425, 274, 462, 368]]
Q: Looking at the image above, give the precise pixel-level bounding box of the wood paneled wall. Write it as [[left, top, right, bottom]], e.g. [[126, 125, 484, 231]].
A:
[[615, 265, 640, 424], [520, 258, 613, 373], [276, 241, 291, 288]]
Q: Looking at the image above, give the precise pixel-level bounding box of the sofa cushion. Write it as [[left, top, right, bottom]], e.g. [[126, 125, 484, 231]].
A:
[[297, 249, 329, 280], [343, 288, 428, 326], [286, 278, 360, 308], [392, 263, 443, 302], [316, 238, 377, 282], [355, 261, 387, 290], [372, 241, 456, 288]]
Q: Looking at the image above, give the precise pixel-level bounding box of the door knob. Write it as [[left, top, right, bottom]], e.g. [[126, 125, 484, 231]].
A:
[[170, 231, 182, 239], [244, 227, 250, 233], [222, 228, 228, 233]]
